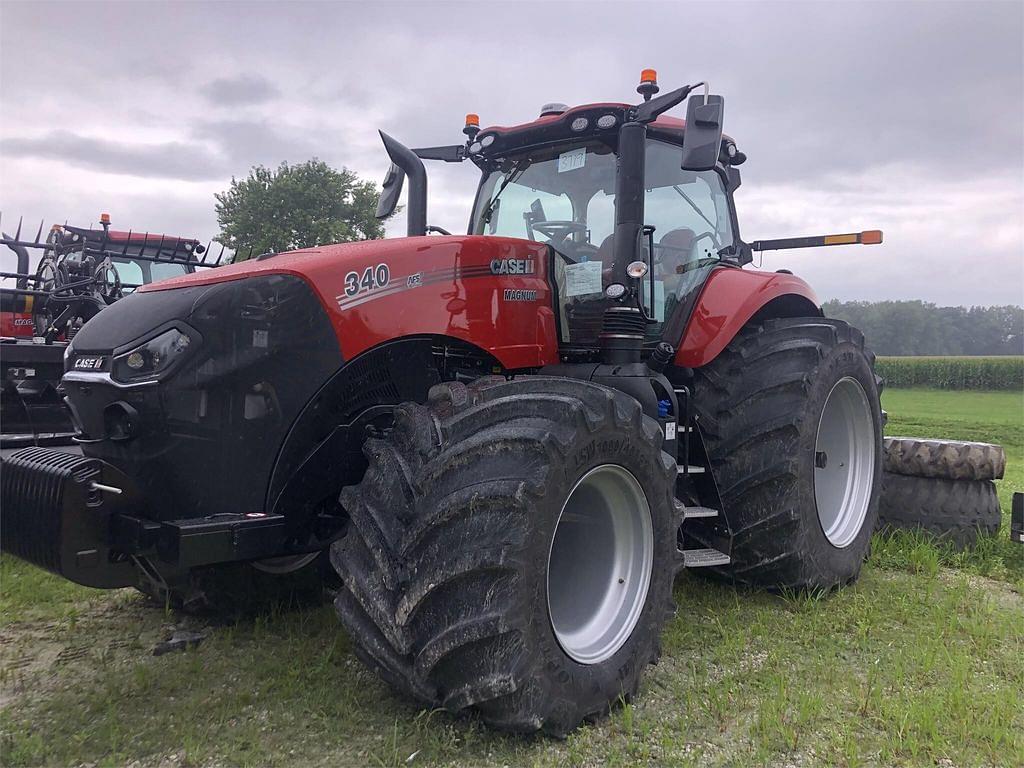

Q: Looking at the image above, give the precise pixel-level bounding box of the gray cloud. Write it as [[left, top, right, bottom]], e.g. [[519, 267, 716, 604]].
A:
[[0, 1, 1020, 305], [1, 131, 226, 180], [200, 74, 280, 106]]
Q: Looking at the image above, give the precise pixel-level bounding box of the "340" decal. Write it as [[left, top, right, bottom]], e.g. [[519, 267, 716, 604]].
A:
[[344, 263, 390, 298]]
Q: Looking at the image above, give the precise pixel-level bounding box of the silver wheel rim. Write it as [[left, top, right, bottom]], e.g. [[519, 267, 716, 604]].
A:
[[546, 464, 654, 665], [814, 376, 875, 548]]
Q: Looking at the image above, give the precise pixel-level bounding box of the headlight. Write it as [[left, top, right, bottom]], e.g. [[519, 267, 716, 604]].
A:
[[112, 327, 193, 382]]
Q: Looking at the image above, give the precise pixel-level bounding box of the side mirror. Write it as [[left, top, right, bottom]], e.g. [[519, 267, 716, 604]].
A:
[[376, 162, 405, 219], [681, 94, 724, 171]]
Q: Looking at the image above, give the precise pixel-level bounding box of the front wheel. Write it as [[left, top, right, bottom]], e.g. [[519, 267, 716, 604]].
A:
[[330, 377, 680, 735], [691, 317, 884, 590]]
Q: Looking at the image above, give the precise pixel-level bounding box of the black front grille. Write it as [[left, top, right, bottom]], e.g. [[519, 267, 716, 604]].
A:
[[1, 448, 99, 574]]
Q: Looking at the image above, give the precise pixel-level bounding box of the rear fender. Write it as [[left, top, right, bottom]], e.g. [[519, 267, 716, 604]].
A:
[[675, 268, 820, 368]]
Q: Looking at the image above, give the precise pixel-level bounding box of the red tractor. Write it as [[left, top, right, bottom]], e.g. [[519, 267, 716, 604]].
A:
[[0, 215, 221, 447], [1, 72, 884, 735]]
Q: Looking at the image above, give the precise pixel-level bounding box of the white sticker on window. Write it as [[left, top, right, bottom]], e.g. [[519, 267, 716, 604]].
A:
[[665, 422, 677, 440], [564, 260, 603, 296], [557, 147, 586, 173], [252, 329, 269, 348]]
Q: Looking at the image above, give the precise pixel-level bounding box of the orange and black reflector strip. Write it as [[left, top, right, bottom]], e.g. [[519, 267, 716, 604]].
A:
[[751, 230, 883, 252]]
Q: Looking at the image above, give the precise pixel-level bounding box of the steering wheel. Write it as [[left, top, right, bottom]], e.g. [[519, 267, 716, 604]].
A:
[[530, 220, 588, 246]]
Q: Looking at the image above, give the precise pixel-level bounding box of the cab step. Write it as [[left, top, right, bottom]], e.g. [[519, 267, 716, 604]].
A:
[[682, 547, 730, 568], [682, 506, 718, 520]]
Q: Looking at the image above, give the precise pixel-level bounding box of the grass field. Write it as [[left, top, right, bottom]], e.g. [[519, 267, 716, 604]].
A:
[[1, 388, 1021, 767]]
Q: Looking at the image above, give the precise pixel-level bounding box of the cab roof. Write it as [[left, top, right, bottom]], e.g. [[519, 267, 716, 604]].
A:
[[473, 101, 731, 161]]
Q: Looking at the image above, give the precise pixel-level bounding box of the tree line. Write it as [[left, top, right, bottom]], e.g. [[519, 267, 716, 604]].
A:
[[823, 300, 1023, 356]]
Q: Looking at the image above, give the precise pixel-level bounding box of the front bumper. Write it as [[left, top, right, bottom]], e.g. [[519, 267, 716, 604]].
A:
[[1, 447, 296, 588]]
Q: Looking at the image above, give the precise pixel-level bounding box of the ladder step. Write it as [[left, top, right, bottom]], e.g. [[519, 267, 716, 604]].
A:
[[677, 464, 705, 474], [682, 547, 731, 568], [682, 506, 718, 520]]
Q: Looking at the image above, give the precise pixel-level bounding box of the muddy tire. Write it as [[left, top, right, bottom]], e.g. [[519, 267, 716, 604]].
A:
[[330, 376, 679, 735], [877, 473, 1002, 549], [691, 318, 883, 590], [883, 437, 1006, 481]]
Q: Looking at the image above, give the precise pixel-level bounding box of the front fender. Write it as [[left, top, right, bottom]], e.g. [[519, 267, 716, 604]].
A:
[[675, 268, 820, 368]]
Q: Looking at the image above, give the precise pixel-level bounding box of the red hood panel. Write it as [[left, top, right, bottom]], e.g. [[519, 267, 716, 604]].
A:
[[142, 236, 560, 370]]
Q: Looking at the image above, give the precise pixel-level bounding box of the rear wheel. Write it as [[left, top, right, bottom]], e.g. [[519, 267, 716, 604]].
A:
[[691, 317, 884, 590], [330, 376, 679, 735]]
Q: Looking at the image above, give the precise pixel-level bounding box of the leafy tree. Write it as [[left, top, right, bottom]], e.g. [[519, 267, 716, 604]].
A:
[[215, 159, 385, 260]]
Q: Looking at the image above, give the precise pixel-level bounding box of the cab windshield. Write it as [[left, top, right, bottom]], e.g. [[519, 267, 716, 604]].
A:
[[470, 138, 735, 343]]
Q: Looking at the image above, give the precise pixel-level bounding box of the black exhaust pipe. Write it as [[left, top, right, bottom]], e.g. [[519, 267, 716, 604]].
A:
[[379, 131, 428, 237]]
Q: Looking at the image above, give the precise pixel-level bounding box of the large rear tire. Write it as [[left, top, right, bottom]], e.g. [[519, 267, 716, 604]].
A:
[[330, 377, 679, 735], [691, 317, 884, 590]]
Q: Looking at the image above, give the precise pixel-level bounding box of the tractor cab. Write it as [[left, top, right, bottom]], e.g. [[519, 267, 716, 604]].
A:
[[377, 70, 878, 362], [464, 103, 740, 346]]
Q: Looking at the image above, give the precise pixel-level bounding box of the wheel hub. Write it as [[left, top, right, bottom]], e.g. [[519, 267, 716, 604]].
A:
[[546, 464, 654, 665]]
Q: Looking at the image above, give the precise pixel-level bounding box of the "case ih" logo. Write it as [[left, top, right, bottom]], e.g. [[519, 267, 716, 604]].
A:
[[490, 258, 535, 275]]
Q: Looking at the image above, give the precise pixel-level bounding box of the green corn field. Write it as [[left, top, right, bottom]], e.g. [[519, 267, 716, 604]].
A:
[[876, 356, 1024, 390]]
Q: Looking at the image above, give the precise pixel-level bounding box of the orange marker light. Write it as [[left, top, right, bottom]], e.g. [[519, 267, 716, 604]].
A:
[[640, 69, 658, 84], [860, 230, 883, 245], [465, 113, 480, 128], [99, 213, 111, 225]]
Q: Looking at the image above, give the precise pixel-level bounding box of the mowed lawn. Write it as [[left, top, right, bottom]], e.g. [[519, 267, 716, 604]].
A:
[[0, 389, 1021, 767]]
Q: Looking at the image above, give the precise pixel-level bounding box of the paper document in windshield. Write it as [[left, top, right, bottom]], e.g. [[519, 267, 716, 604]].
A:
[[563, 261, 603, 297]]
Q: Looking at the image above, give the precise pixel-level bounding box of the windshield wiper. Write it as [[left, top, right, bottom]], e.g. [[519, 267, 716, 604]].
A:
[[482, 160, 532, 226]]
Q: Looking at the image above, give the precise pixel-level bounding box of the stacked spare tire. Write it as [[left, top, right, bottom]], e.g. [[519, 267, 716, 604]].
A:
[[879, 437, 1006, 549]]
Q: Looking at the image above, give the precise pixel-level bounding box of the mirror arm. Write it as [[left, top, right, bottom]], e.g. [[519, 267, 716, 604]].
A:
[[633, 83, 700, 124], [413, 145, 466, 163]]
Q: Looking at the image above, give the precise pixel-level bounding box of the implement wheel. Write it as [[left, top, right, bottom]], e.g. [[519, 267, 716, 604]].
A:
[[691, 317, 884, 590], [330, 377, 679, 735]]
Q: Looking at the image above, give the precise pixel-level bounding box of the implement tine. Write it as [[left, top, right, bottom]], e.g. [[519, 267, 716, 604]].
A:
[[34, 219, 44, 244], [155, 233, 166, 261], [122, 230, 132, 257], [14, 216, 22, 242]]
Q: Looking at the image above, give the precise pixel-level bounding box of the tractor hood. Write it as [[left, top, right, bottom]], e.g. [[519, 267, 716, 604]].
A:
[[137, 235, 560, 370]]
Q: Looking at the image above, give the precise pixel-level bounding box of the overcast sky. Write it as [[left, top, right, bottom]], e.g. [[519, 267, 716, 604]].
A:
[[1, 0, 1022, 305]]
